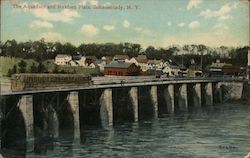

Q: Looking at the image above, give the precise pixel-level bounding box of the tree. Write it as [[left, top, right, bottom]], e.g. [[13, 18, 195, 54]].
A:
[[53, 65, 59, 73], [37, 62, 47, 73], [7, 65, 17, 77], [30, 63, 37, 73], [18, 60, 27, 73], [145, 46, 156, 59]]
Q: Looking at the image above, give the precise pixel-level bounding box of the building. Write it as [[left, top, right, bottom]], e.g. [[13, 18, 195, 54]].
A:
[[97, 56, 113, 72], [147, 59, 164, 70], [162, 59, 180, 77], [104, 61, 140, 76], [208, 59, 232, 76], [128, 57, 149, 72], [113, 54, 130, 62], [55, 54, 72, 65]]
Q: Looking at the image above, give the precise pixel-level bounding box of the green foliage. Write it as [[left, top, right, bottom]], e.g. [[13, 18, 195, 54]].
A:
[[30, 63, 38, 73], [53, 65, 59, 73], [0, 56, 37, 76], [18, 60, 27, 73], [7, 65, 17, 77], [37, 62, 47, 73], [231, 46, 249, 66], [1, 39, 142, 61], [145, 46, 174, 60]]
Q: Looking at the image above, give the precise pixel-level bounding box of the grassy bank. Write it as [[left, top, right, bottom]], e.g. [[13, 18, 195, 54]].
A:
[[0, 56, 37, 77], [0, 56, 100, 78]]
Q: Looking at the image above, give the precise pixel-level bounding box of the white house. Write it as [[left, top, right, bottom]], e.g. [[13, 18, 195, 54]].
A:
[[162, 59, 180, 77], [55, 54, 72, 65], [75, 56, 87, 66], [127, 57, 149, 72], [147, 59, 164, 70]]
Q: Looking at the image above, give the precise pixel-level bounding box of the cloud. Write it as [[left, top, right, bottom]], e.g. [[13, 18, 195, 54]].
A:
[[40, 32, 64, 41], [103, 24, 114, 31], [187, 0, 202, 10], [178, 23, 185, 27], [89, 0, 98, 6], [30, 20, 53, 29], [212, 23, 229, 35], [213, 23, 229, 30], [162, 31, 246, 47], [188, 21, 200, 29], [123, 20, 130, 28], [21, 2, 80, 23], [78, 0, 87, 5], [81, 24, 99, 36], [34, 8, 80, 23], [167, 21, 172, 26], [135, 27, 152, 36], [218, 15, 233, 21], [200, 3, 235, 19]]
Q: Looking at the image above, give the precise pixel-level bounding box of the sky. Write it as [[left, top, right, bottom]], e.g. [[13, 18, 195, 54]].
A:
[[1, 0, 249, 48]]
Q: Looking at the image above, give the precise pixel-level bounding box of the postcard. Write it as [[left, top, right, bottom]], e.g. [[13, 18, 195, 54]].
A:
[[0, 0, 249, 158]]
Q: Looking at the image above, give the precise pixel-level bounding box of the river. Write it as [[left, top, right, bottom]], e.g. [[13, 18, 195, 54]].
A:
[[1, 103, 250, 158]]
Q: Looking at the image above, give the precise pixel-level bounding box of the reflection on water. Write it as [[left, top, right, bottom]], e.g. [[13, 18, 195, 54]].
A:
[[1, 103, 250, 158]]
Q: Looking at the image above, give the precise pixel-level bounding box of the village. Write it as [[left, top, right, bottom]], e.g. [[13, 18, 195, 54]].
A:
[[54, 53, 244, 78]]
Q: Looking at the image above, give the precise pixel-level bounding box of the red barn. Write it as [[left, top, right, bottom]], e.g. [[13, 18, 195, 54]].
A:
[[104, 62, 140, 76]]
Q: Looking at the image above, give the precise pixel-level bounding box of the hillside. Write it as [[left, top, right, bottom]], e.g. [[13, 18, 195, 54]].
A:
[[0, 56, 100, 78]]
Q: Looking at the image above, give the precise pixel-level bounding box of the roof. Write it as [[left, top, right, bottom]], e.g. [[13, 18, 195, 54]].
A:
[[164, 59, 180, 69], [114, 54, 130, 60], [148, 59, 163, 65], [56, 54, 71, 58], [167, 59, 179, 67], [137, 55, 147, 59], [86, 56, 97, 61], [134, 57, 148, 63], [105, 61, 134, 69]]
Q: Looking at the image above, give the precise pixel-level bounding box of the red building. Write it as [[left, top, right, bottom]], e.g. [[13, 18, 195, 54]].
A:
[[104, 62, 140, 76]]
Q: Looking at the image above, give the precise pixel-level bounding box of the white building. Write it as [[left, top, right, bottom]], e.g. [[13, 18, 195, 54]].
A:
[[75, 56, 87, 66], [147, 59, 164, 70], [162, 59, 180, 77], [127, 57, 149, 72], [55, 54, 72, 65]]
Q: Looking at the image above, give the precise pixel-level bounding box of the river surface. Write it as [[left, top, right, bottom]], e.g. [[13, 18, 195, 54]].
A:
[[2, 103, 250, 158]]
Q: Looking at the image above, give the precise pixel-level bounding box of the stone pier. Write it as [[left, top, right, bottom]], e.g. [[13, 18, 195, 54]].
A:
[[100, 89, 113, 128], [164, 84, 174, 113], [128, 87, 139, 122], [67, 92, 80, 138], [18, 95, 34, 150], [149, 86, 158, 118], [46, 104, 59, 138], [178, 84, 188, 111], [205, 83, 213, 105], [193, 83, 201, 107], [214, 83, 223, 103]]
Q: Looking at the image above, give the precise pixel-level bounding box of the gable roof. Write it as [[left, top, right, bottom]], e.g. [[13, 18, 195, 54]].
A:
[[105, 61, 134, 69], [113, 54, 130, 60], [137, 55, 147, 59], [134, 57, 148, 63]]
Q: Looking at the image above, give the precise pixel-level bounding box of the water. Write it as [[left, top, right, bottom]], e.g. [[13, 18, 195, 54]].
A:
[[2, 103, 250, 158]]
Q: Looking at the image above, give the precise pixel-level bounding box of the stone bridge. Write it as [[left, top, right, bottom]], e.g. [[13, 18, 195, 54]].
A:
[[0, 77, 246, 152]]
